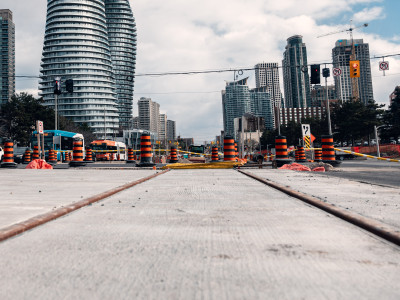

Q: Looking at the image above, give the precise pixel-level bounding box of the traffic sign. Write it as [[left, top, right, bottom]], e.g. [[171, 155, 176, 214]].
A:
[[332, 67, 342, 76], [301, 124, 310, 137], [379, 61, 389, 71], [37, 120, 44, 134]]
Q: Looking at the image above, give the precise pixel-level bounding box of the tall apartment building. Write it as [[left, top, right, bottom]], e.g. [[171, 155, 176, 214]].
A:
[[332, 39, 373, 104], [138, 97, 159, 135], [167, 120, 176, 141], [0, 9, 15, 106], [105, 0, 137, 129], [222, 78, 273, 136], [250, 87, 274, 130], [311, 84, 337, 107], [39, 0, 137, 137], [159, 114, 167, 142], [254, 62, 282, 109], [222, 78, 251, 136], [282, 35, 311, 108], [279, 107, 325, 126]]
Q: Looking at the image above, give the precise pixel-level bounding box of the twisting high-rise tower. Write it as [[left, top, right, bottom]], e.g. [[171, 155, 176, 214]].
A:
[[39, 0, 137, 137], [105, 0, 137, 129]]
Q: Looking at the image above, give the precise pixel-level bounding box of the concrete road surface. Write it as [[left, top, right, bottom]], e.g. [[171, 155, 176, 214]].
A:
[[0, 169, 399, 299]]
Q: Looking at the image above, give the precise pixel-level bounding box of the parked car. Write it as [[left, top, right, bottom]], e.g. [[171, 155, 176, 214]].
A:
[[13, 147, 27, 164]]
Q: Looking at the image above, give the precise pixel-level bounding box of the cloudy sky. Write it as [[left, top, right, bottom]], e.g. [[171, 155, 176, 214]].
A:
[[3, 0, 400, 142]]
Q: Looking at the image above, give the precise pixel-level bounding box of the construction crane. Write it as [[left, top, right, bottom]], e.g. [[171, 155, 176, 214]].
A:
[[318, 22, 368, 101]]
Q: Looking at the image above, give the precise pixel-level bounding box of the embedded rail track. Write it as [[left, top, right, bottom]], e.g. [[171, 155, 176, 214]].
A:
[[238, 169, 400, 247]]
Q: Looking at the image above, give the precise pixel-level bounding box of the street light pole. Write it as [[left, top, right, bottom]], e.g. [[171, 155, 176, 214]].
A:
[[374, 125, 380, 157], [325, 66, 332, 135]]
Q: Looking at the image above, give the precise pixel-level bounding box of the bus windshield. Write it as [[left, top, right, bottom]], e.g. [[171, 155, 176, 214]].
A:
[[189, 145, 205, 154]]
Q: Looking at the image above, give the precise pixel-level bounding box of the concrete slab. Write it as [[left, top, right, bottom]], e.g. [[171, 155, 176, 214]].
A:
[[0, 170, 399, 299], [0, 169, 157, 228], [248, 169, 400, 230]]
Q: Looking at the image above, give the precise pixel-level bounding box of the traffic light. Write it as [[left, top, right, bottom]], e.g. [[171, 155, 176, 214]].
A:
[[349, 60, 360, 78], [54, 80, 61, 95], [65, 79, 74, 93], [322, 68, 330, 78], [310, 64, 320, 84]]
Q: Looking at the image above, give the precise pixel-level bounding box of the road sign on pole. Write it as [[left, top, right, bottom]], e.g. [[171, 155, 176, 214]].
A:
[[332, 67, 342, 76], [37, 120, 44, 134], [379, 61, 389, 71]]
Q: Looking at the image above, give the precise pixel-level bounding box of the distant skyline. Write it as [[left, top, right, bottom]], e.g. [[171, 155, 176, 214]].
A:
[[2, 0, 400, 142]]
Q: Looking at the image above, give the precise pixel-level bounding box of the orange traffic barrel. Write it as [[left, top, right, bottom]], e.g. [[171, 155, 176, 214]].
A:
[[48, 149, 57, 165], [234, 141, 238, 158], [296, 145, 307, 162], [85, 147, 94, 163], [32, 145, 39, 160], [63, 151, 70, 163], [69, 139, 86, 167], [295, 149, 299, 161], [321, 135, 337, 164], [169, 146, 178, 163], [224, 136, 235, 161], [314, 148, 322, 162], [138, 132, 155, 167], [126, 147, 135, 164], [23, 148, 32, 164], [211, 146, 219, 162], [274, 135, 291, 167], [1, 140, 17, 168]]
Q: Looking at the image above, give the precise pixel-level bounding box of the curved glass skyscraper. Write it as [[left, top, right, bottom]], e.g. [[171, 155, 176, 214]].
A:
[[105, 0, 137, 129], [39, 0, 137, 137]]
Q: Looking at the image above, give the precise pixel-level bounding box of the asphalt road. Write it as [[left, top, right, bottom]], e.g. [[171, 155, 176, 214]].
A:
[[324, 158, 400, 188]]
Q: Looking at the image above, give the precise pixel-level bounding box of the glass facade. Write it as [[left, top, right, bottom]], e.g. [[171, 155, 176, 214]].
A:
[[105, 0, 137, 129], [282, 35, 311, 108], [39, 0, 137, 137], [332, 39, 374, 104], [0, 9, 15, 106]]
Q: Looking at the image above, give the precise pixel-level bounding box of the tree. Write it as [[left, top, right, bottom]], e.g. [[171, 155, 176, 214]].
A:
[[0, 92, 97, 146], [331, 100, 383, 145], [0, 93, 55, 146], [382, 86, 400, 142]]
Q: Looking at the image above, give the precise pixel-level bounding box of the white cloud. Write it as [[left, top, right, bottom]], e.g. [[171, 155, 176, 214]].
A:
[[353, 6, 385, 23], [2, 0, 399, 142]]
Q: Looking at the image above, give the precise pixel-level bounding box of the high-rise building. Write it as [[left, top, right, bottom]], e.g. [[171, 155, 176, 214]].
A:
[[332, 39, 373, 104], [159, 114, 167, 142], [167, 120, 176, 141], [282, 35, 311, 108], [250, 87, 274, 130], [222, 78, 273, 136], [222, 78, 251, 136], [138, 97, 159, 135], [105, 0, 137, 129], [311, 84, 337, 107], [254, 62, 282, 109], [39, 0, 137, 137], [0, 9, 15, 106]]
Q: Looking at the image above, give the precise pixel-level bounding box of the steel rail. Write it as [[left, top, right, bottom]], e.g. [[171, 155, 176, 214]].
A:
[[238, 170, 400, 247], [0, 170, 170, 242]]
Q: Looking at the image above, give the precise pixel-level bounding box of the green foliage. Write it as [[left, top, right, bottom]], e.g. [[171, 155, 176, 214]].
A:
[[331, 100, 384, 144], [381, 86, 400, 141], [0, 92, 97, 146], [0, 93, 55, 146]]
